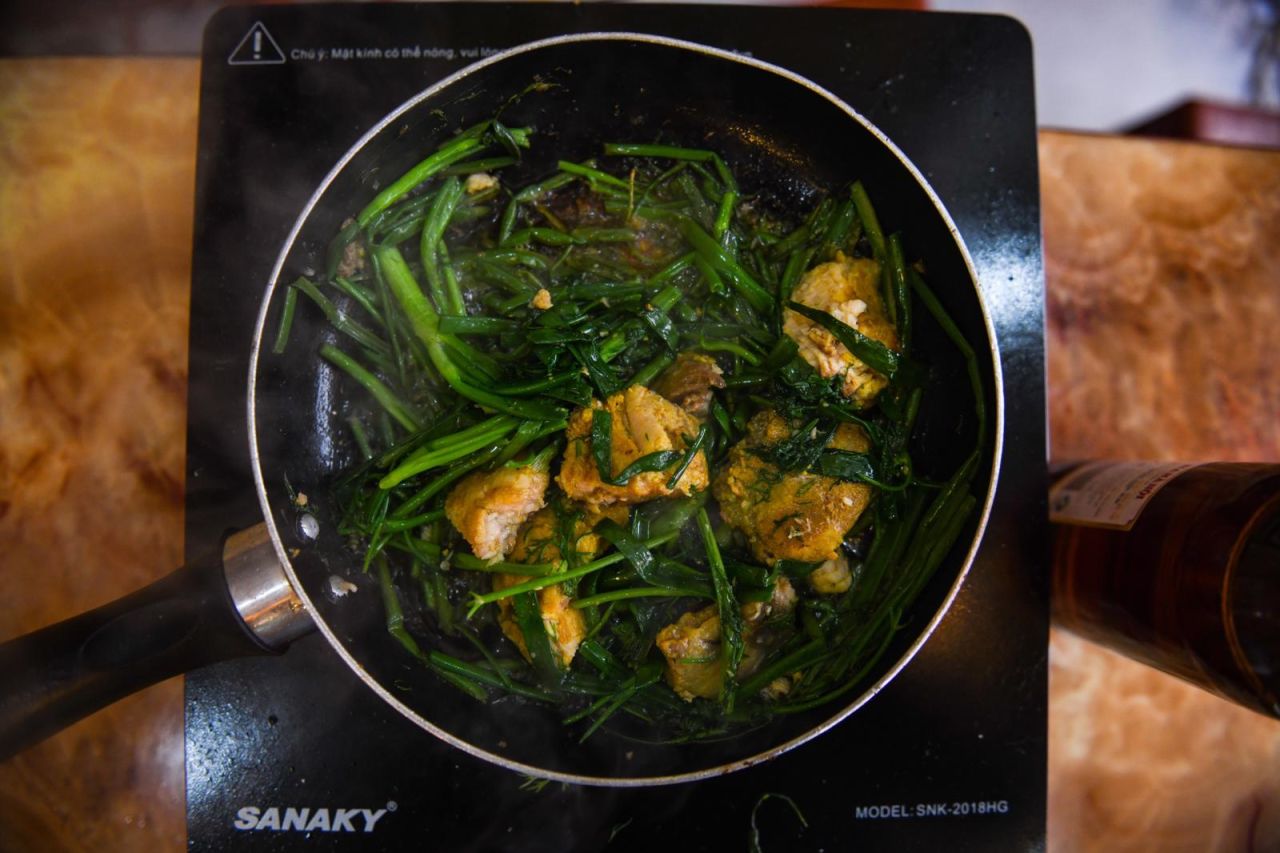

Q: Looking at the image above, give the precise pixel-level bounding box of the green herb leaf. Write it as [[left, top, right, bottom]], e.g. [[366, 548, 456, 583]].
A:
[[612, 451, 684, 484], [377, 560, 426, 661], [596, 520, 657, 579], [591, 408, 615, 484], [786, 300, 900, 378], [774, 559, 824, 580], [568, 342, 623, 398], [762, 418, 836, 472], [665, 425, 709, 489], [697, 508, 744, 710], [512, 590, 563, 682], [814, 449, 876, 482], [589, 409, 694, 486]]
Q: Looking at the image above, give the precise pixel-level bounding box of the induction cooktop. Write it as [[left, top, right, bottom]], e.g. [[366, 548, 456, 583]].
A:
[[184, 5, 1047, 850]]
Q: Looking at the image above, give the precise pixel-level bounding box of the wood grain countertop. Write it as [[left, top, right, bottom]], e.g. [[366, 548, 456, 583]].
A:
[[1, 58, 1278, 852]]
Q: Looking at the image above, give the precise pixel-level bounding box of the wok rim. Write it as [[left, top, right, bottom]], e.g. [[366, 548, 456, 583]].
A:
[[246, 30, 1005, 787]]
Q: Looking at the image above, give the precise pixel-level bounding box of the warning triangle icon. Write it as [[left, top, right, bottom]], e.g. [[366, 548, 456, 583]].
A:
[[228, 22, 286, 66]]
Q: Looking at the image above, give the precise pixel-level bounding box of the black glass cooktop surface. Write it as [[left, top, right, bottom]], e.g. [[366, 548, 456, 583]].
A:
[[185, 4, 1046, 850]]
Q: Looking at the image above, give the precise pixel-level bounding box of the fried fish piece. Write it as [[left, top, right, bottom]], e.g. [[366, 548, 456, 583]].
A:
[[444, 461, 550, 562], [491, 576, 587, 669], [713, 410, 872, 567], [506, 503, 630, 565], [653, 605, 723, 702], [783, 254, 899, 408], [808, 553, 853, 595], [650, 351, 725, 421], [492, 502, 629, 668], [558, 385, 708, 508], [656, 577, 798, 701]]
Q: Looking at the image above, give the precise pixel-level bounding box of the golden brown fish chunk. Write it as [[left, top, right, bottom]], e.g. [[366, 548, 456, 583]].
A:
[[492, 575, 586, 668], [506, 503, 630, 565], [656, 577, 798, 701], [444, 462, 550, 561], [808, 553, 853, 595], [493, 502, 628, 668], [654, 605, 724, 702], [650, 352, 725, 421], [530, 288, 553, 311], [783, 254, 899, 408], [713, 411, 873, 566], [558, 385, 709, 508], [738, 577, 799, 676]]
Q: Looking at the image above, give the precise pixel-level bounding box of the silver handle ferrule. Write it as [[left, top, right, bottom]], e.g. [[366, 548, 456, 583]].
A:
[[222, 523, 313, 648]]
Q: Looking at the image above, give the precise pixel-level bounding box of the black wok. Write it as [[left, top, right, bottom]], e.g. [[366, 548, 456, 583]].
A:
[[0, 34, 1001, 785]]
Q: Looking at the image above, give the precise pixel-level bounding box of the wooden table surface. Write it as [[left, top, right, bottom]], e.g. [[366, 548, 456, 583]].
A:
[[2, 58, 1279, 852]]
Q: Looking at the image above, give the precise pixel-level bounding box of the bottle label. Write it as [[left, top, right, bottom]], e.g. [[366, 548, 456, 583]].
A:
[[1050, 461, 1198, 530]]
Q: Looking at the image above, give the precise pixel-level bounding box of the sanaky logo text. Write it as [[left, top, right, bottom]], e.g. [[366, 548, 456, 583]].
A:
[[233, 804, 392, 833]]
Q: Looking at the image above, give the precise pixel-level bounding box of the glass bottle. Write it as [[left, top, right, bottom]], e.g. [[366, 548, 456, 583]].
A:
[[1050, 461, 1280, 718]]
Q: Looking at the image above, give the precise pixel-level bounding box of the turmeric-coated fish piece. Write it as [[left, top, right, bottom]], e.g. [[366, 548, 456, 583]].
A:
[[493, 502, 628, 668], [783, 254, 899, 408], [656, 577, 798, 701], [650, 351, 725, 421], [558, 385, 708, 508], [713, 410, 872, 567], [445, 461, 550, 561]]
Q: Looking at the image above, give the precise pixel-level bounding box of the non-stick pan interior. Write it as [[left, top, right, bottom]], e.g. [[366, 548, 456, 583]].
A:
[[252, 36, 999, 783]]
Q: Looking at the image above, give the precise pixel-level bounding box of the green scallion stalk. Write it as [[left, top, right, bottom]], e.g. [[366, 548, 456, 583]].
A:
[[464, 532, 678, 616], [330, 275, 385, 327], [557, 160, 630, 190], [714, 190, 738, 242], [438, 314, 521, 335], [849, 181, 886, 260], [887, 232, 911, 349], [696, 508, 744, 710], [679, 219, 775, 315], [628, 351, 675, 388], [378, 506, 445, 533], [420, 177, 464, 309], [442, 155, 516, 175], [356, 134, 487, 227], [451, 554, 561, 576], [572, 587, 711, 609], [320, 344, 420, 432], [377, 560, 427, 661], [428, 650, 552, 703], [908, 268, 986, 446], [289, 276, 390, 360], [376, 245, 564, 421], [602, 143, 737, 192], [379, 417, 518, 489], [271, 286, 298, 354], [347, 415, 374, 461], [381, 447, 502, 528]]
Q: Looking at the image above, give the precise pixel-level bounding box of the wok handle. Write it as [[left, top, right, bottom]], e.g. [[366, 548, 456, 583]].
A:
[[0, 523, 312, 761]]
